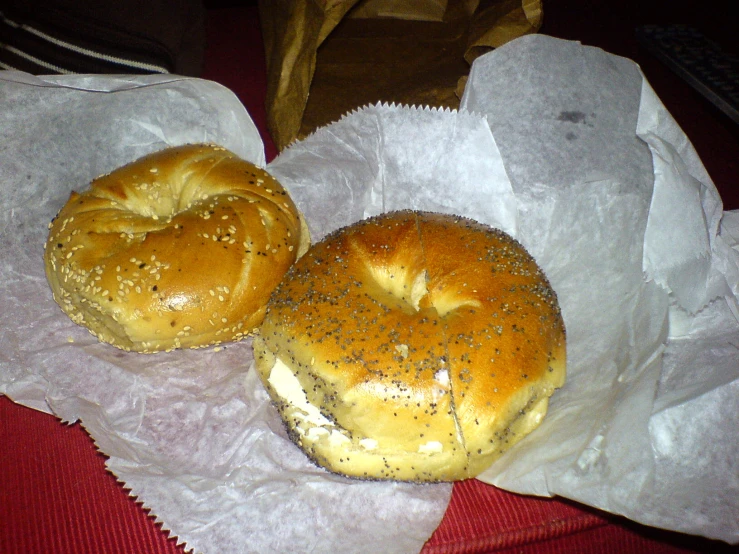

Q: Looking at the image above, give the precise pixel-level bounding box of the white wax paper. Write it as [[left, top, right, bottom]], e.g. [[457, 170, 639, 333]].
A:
[[0, 72, 451, 554], [268, 103, 517, 238], [269, 35, 739, 543], [461, 35, 739, 542]]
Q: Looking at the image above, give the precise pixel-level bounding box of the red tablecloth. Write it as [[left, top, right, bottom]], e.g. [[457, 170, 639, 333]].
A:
[[2, 3, 738, 553]]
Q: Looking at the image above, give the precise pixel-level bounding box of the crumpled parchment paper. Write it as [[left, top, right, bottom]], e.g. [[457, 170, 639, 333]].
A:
[[458, 36, 739, 543], [268, 35, 739, 543]]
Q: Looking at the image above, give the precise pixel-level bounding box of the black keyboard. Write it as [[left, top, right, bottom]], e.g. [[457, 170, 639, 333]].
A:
[[636, 24, 739, 124]]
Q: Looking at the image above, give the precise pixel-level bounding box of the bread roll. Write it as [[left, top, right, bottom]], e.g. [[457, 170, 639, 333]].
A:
[[44, 144, 309, 353], [255, 210, 565, 482]]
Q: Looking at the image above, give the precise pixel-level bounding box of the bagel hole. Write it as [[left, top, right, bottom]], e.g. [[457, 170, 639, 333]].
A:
[[365, 265, 481, 318], [365, 266, 430, 314], [124, 158, 222, 220]]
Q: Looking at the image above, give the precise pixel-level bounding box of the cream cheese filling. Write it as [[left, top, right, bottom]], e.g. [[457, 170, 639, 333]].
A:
[[418, 441, 443, 454], [268, 357, 366, 449], [268, 357, 333, 428], [268, 357, 454, 456]]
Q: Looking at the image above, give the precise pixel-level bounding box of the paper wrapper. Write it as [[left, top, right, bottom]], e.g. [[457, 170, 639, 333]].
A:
[[269, 35, 739, 543], [1, 33, 739, 551], [457, 35, 739, 542], [0, 72, 451, 554]]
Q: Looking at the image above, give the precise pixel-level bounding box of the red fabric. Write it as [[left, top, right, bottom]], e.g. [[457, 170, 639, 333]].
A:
[[2, 4, 738, 554], [0, 396, 184, 554]]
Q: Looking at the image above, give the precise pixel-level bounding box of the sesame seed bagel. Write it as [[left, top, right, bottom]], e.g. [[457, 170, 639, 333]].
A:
[[254, 210, 565, 482], [44, 144, 309, 353]]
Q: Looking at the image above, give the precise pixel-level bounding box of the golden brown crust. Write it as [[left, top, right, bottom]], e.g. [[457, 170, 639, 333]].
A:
[[255, 210, 565, 482], [44, 144, 309, 353]]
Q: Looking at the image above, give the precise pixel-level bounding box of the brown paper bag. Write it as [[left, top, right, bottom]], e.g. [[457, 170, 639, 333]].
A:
[[259, 0, 543, 151]]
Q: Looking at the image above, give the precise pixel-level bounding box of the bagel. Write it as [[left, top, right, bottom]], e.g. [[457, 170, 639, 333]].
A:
[[254, 210, 565, 482], [44, 143, 309, 353]]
